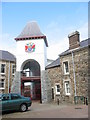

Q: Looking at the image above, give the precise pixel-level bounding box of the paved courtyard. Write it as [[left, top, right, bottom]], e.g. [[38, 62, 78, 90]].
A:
[[1, 102, 88, 118]]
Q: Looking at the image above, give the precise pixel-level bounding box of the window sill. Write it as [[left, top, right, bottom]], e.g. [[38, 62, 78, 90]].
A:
[[64, 73, 69, 75], [12, 74, 15, 76], [0, 73, 6, 75], [0, 88, 5, 90], [56, 93, 60, 95], [65, 94, 71, 96]]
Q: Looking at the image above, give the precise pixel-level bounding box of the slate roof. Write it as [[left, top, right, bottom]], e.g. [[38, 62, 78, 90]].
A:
[[0, 50, 16, 62], [45, 57, 60, 69], [15, 21, 48, 47], [46, 38, 90, 69], [16, 21, 45, 38], [59, 38, 90, 56]]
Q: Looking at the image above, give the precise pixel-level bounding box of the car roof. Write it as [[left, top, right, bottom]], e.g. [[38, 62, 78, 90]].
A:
[[0, 93, 21, 96]]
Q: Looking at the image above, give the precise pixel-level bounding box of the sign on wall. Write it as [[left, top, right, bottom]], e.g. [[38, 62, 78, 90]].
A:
[[25, 42, 35, 52]]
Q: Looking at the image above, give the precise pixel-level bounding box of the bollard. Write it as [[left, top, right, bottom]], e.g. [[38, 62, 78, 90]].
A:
[[57, 98, 59, 105], [86, 97, 88, 105], [84, 97, 86, 105]]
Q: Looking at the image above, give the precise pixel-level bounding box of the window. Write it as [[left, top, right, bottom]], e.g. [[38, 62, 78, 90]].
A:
[[11, 94, 21, 100], [2, 95, 9, 101], [65, 81, 70, 95], [63, 61, 69, 74], [55, 84, 60, 95], [0, 79, 5, 89], [12, 65, 16, 75], [52, 87, 54, 99], [0, 64, 6, 74]]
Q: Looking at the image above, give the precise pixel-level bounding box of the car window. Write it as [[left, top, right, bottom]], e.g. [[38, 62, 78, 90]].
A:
[[11, 94, 21, 100], [2, 95, 9, 101]]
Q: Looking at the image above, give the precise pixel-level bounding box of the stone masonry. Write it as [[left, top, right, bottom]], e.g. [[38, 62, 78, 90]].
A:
[[46, 31, 89, 104], [60, 47, 88, 103], [0, 60, 16, 94], [11, 71, 21, 94], [41, 70, 52, 103]]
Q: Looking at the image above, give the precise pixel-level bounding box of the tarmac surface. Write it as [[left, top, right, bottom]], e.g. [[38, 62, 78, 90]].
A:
[[1, 101, 88, 118]]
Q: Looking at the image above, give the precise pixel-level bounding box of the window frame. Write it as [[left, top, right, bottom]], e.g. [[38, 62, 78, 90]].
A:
[[64, 81, 70, 96], [55, 83, 60, 95], [0, 63, 6, 74], [63, 61, 69, 75], [12, 64, 16, 75], [0, 78, 5, 90]]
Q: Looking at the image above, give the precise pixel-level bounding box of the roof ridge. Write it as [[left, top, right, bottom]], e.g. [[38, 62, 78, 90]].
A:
[[80, 38, 89, 43]]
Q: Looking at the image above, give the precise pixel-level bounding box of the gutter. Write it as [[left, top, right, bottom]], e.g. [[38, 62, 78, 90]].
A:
[[8, 61, 10, 93], [71, 51, 77, 96]]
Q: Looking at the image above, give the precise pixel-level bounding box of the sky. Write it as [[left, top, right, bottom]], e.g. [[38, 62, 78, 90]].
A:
[[1, 1, 89, 60]]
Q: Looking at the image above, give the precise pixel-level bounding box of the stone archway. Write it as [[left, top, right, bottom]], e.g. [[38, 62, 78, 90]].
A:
[[21, 59, 41, 101]]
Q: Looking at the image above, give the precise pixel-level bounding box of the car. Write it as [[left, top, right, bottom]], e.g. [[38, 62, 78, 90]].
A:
[[0, 93, 32, 112]]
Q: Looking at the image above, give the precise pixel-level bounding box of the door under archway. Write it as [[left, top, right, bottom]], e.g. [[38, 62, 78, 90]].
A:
[[21, 59, 41, 101]]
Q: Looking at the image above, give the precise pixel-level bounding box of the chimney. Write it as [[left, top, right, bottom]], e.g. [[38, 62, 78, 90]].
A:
[[68, 31, 80, 50]]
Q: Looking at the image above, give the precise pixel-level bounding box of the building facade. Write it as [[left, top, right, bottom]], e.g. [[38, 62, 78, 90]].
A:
[[11, 21, 52, 103], [46, 31, 89, 104], [0, 50, 16, 94], [1, 22, 89, 104]]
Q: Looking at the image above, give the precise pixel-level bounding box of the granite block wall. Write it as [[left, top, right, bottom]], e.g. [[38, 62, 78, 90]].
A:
[[46, 47, 88, 104]]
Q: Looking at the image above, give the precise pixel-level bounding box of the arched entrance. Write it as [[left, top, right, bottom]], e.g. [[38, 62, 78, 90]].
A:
[[21, 59, 41, 101]]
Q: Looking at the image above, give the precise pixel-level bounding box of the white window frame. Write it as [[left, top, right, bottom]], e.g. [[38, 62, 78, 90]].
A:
[[63, 61, 69, 75], [0, 78, 5, 90], [0, 63, 6, 75], [64, 81, 70, 96], [55, 83, 60, 95]]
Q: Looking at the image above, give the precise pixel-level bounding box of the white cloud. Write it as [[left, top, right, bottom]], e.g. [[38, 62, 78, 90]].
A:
[[47, 37, 69, 60], [78, 22, 88, 41], [46, 22, 88, 60], [0, 22, 88, 61]]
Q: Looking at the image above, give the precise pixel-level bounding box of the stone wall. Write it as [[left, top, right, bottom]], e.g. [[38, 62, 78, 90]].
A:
[[88, 46, 90, 104], [0, 60, 16, 93], [11, 71, 21, 94], [41, 70, 52, 103], [61, 47, 88, 103], [46, 66, 63, 102], [46, 47, 88, 104]]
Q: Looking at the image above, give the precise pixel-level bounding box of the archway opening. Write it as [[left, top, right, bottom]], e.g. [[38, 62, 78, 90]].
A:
[[21, 59, 41, 101]]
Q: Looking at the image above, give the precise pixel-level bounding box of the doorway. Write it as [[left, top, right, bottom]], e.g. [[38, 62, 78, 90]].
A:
[[21, 59, 41, 101]]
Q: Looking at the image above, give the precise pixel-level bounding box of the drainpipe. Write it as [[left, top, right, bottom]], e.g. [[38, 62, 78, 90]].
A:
[[71, 51, 77, 96], [8, 61, 10, 93]]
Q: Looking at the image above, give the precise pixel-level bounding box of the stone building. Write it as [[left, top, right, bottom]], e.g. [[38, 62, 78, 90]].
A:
[[0, 50, 16, 93], [46, 31, 89, 104], [1, 21, 89, 104]]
